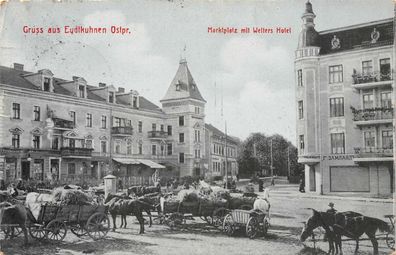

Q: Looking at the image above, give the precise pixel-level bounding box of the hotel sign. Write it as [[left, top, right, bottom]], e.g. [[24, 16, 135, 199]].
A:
[[322, 154, 355, 161]]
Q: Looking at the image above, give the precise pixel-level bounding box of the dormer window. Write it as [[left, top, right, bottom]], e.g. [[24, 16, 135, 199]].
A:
[[192, 84, 196, 91], [109, 92, 115, 103], [176, 84, 181, 91], [43, 77, 51, 92], [79, 85, 85, 98], [133, 96, 138, 108]]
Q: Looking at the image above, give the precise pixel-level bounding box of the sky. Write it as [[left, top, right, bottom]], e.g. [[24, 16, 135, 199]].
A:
[[0, 0, 394, 144]]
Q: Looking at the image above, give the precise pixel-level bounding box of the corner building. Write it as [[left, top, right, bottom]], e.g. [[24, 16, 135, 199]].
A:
[[0, 59, 238, 185], [296, 2, 394, 196]]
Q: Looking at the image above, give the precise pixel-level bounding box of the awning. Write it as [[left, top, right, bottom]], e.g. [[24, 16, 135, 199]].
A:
[[113, 158, 165, 169]]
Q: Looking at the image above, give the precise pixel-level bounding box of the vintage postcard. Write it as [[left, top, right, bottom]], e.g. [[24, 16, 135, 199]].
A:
[[0, 0, 394, 254]]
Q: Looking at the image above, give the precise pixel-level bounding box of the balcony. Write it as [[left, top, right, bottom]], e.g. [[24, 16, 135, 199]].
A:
[[53, 117, 75, 129], [148, 131, 168, 139], [353, 147, 393, 162], [351, 107, 393, 126], [351, 70, 393, 89], [111, 126, 133, 136], [61, 147, 93, 158]]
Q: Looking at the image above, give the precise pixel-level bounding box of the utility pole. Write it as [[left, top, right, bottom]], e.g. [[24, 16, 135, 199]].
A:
[[224, 121, 228, 189], [270, 139, 273, 176], [287, 146, 291, 178]]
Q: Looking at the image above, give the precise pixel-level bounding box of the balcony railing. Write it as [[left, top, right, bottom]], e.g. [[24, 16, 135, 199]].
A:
[[53, 117, 75, 129], [111, 126, 133, 136], [148, 131, 168, 139], [352, 70, 393, 85], [351, 107, 393, 122], [60, 147, 93, 157], [354, 147, 393, 158]]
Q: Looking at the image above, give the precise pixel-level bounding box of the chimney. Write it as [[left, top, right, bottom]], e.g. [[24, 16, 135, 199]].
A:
[[13, 63, 24, 71], [118, 87, 125, 93], [99, 82, 106, 88]]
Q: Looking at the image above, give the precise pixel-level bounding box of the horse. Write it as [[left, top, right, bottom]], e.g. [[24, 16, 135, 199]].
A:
[[333, 215, 390, 255], [127, 186, 160, 197], [300, 209, 362, 255], [104, 194, 155, 234]]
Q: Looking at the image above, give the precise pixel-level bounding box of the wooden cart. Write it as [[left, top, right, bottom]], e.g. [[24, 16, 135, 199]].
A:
[[222, 209, 269, 239]]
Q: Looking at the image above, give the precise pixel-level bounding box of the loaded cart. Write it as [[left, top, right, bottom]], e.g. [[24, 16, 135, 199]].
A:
[[223, 209, 270, 239], [28, 203, 110, 242]]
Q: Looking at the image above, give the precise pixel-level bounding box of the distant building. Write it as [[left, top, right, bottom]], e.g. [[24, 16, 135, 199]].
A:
[[0, 58, 239, 185], [295, 1, 394, 196]]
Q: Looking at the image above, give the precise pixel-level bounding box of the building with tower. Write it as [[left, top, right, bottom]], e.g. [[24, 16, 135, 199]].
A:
[[0, 58, 239, 185], [296, 1, 394, 196]]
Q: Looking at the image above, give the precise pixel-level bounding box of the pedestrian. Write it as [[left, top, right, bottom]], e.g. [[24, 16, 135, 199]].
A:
[[118, 179, 123, 192], [326, 202, 337, 214], [258, 178, 264, 192], [271, 175, 275, 186], [299, 177, 305, 193]]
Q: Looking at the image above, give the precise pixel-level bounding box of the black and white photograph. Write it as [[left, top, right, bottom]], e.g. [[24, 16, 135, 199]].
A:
[[0, 0, 394, 254]]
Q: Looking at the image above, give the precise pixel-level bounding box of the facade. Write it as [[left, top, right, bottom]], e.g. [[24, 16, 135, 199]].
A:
[[0, 58, 239, 185], [296, 2, 394, 196]]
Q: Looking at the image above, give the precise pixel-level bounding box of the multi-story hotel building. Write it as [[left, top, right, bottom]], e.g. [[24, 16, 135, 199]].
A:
[[296, 2, 394, 196], [0, 59, 239, 185]]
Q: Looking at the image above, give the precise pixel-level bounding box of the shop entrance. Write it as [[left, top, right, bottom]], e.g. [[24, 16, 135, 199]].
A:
[[21, 161, 30, 180]]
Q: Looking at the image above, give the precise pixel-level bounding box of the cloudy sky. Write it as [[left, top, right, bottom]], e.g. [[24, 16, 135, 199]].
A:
[[0, 0, 393, 144]]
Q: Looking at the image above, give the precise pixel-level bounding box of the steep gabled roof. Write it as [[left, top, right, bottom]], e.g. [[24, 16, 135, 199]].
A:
[[161, 59, 206, 103]]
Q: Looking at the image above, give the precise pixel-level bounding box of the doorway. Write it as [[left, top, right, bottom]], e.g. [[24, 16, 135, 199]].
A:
[[309, 166, 316, 192], [21, 161, 30, 180]]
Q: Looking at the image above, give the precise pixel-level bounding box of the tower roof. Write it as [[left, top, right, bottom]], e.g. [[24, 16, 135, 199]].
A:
[[161, 59, 206, 103]]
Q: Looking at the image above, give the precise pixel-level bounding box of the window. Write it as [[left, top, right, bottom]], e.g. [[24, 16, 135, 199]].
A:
[[43, 77, 51, 92], [362, 60, 373, 75], [380, 58, 391, 80], [179, 133, 184, 143], [299, 135, 304, 151], [298, 101, 304, 119], [79, 85, 85, 98], [101, 141, 107, 153], [179, 116, 184, 126], [151, 144, 157, 155], [195, 107, 200, 114], [382, 130, 393, 149], [160, 125, 164, 132], [127, 120, 132, 127], [86, 113, 92, 127], [329, 65, 343, 84], [381, 92, 392, 108], [33, 135, 40, 149], [297, 69, 303, 87], [127, 143, 132, 155], [364, 131, 375, 148], [195, 130, 201, 142], [12, 103, 20, 119], [138, 121, 143, 133], [52, 137, 59, 150], [160, 145, 165, 156], [330, 133, 345, 154], [363, 94, 374, 109], [68, 163, 76, 175], [179, 153, 185, 163], [70, 111, 76, 125], [115, 143, 121, 154], [152, 123, 156, 131], [195, 149, 201, 158], [167, 143, 173, 155], [69, 139, 75, 148], [167, 125, 172, 136], [132, 96, 138, 108], [12, 134, 20, 148], [329, 97, 344, 117], [101, 115, 107, 129], [109, 92, 114, 103], [85, 139, 92, 149], [33, 106, 40, 121], [114, 117, 121, 127], [138, 143, 143, 154], [176, 83, 181, 91]]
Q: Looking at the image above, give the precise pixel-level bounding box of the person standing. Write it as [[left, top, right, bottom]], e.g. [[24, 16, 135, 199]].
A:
[[271, 175, 275, 186]]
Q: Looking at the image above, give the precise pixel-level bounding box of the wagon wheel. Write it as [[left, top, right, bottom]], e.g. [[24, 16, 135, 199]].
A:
[[70, 224, 88, 237], [3, 226, 23, 238], [246, 217, 259, 239], [240, 204, 253, 210], [86, 212, 110, 240], [166, 213, 184, 229], [45, 219, 67, 242], [386, 233, 395, 250], [222, 214, 235, 236], [29, 225, 47, 240], [212, 208, 228, 228]]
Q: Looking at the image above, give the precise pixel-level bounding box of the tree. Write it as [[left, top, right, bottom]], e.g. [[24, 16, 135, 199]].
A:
[[237, 133, 303, 178]]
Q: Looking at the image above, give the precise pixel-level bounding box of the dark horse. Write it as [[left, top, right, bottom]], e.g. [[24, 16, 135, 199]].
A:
[[300, 209, 362, 255], [104, 194, 155, 234]]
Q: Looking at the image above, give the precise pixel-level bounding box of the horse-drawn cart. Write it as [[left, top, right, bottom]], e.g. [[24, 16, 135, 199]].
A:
[[222, 209, 269, 239], [28, 203, 110, 242]]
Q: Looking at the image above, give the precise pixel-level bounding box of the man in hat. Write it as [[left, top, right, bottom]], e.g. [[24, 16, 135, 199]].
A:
[[326, 202, 337, 214]]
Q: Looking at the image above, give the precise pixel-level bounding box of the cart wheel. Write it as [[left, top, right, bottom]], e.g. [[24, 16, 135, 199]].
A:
[[246, 217, 259, 239], [166, 213, 184, 228], [86, 212, 110, 240], [222, 214, 235, 236], [212, 208, 228, 228], [240, 204, 252, 210], [70, 224, 88, 237], [386, 233, 395, 250], [3, 227, 23, 238], [45, 220, 67, 242], [29, 225, 47, 240]]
